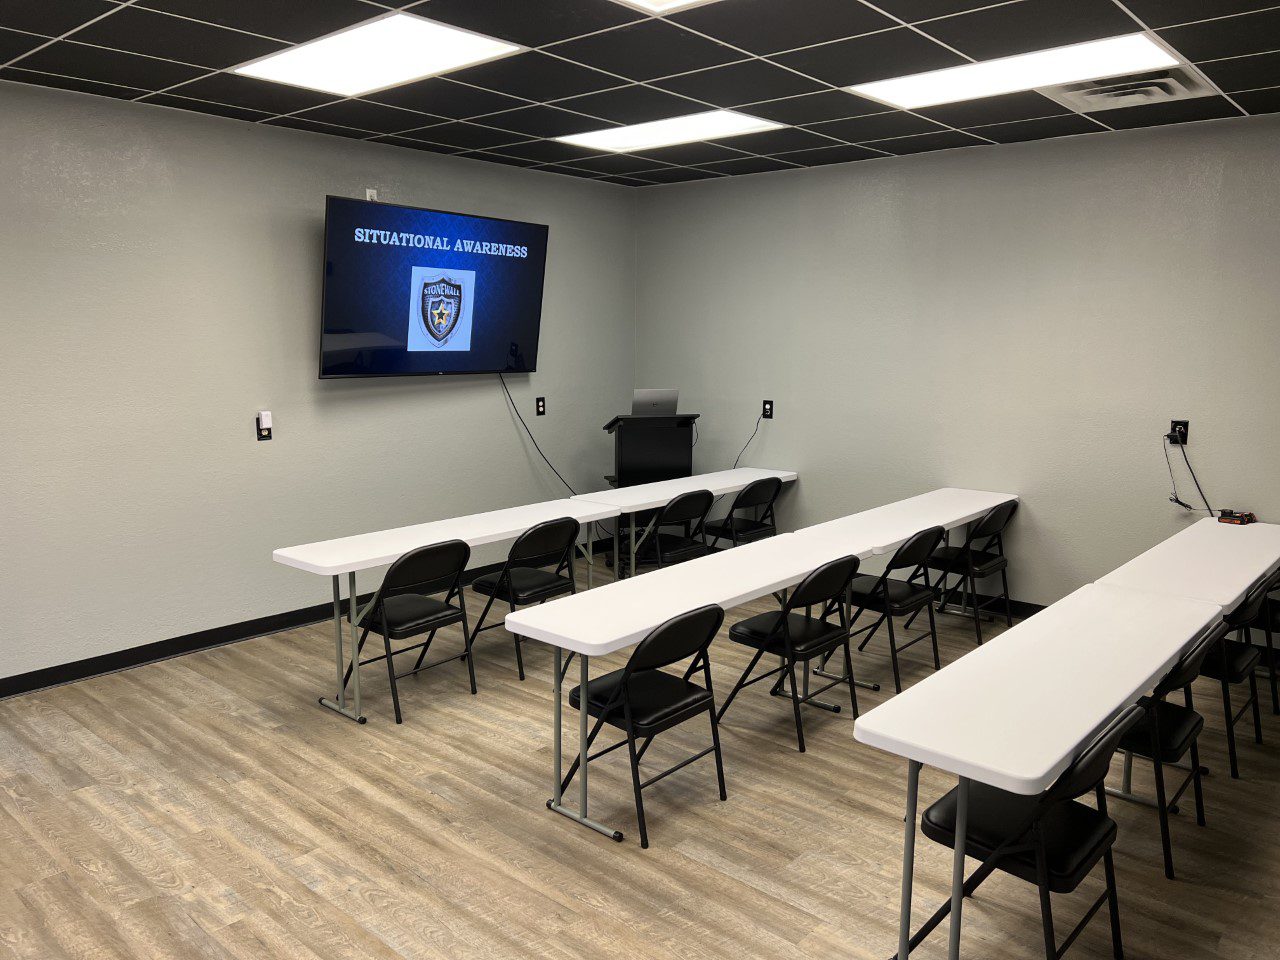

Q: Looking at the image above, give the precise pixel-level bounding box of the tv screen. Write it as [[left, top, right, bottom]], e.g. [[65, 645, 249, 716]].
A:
[[319, 196, 549, 378]]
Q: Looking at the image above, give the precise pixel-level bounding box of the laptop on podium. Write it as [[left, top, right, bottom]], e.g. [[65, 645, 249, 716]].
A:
[[632, 388, 678, 416]]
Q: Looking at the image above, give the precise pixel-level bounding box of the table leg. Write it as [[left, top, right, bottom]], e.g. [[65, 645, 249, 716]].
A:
[[613, 517, 621, 580], [318, 573, 366, 723], [545, 651, 624, 841], [348, 572, 362, 720], [948, 777, 970, 960], [552, 648, 563, 807], [629, 513, 637, 579], [586, 521, 594, 589], [897, 760, 921, 960]]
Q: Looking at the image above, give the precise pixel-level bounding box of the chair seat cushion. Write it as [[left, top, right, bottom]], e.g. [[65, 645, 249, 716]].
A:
[[645, 533, 711, 565], [569, 670, 712, 735], [1200, 640, 1262, 683], [922, 782, 1116, 895], [361, 593, 462, 639], [728, 611, 847, 658], [925, 545, 1007, 578], [1119, 697, 1203, 763], [471, 567, 573, 604], [705, 516, 774, 545], [848, 575, 934, 614]]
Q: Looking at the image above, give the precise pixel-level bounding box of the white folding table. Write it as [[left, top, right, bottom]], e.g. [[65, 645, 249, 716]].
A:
[[571, 467, 798, 579], [854, 583, 1223, 959], [273, 498, 620, 724], [505, 532, 858, 841], [1098, 516, 1280, 613]]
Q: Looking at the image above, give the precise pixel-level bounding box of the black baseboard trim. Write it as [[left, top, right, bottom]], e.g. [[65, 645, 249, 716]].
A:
[[0, 542, 1042, 702]]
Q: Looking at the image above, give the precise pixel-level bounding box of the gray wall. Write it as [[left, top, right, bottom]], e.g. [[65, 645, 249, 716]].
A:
[[635, 114, 1280, 605], [0, 84, 636, 678]]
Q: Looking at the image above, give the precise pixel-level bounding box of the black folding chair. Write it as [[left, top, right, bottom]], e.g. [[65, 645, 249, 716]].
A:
[[347, 539, 472, 724], [634, 489, 714, 570], [1108, 626, 1220, 879], [561, 604, 727, 849], [907, 705, 1144, 960], [705, 476, 782, 549], [922, 500, 1018, 644], [1198, 569, 1277, 778], [717, 555, 862, 753], [846, 526, 946, 694], [1247, 584, 1279, 715], [468, 517, 579, 683]]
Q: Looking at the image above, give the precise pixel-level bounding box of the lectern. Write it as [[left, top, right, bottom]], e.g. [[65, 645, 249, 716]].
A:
[[603, 414, 699, 487]]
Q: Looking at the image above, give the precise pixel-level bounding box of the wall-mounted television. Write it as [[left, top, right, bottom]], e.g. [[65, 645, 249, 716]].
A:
[[319, 196, 549, 378]]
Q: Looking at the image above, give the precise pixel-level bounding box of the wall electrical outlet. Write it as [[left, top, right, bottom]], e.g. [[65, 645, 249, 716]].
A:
[[535, 397, 546, 416], [762, 399, 774, 420], [365, 188, 378, 202], [1169, 419, 1189, 445]]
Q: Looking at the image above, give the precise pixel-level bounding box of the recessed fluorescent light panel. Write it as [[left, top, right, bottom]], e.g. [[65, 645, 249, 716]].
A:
[[234, 13, 521, 97], [849, 34, 1180, 110], [614, 0, 723, 12], [558, 110, 783, 153]]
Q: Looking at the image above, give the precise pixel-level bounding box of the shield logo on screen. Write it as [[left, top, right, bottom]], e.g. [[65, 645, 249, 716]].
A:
[[420, 276, 463, 344]]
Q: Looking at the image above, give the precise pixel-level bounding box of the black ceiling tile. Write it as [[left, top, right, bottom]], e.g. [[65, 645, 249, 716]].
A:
[[1088, 93, 1243, 128], [549, 19, 740, 82], [1158, 9, 1280, 63], [264, 115, 373, 138], [710, 125, 835, 153], [365, 78, 527, 118], [1196, 50, 1280, 93], [917, 91, 1067, 128], [737, 89, 884, 125], [72, 6, 287, 69], [652, 59, 825, 107], [870, 0, 1008, 22], [561, 153, 673, 175], [808, 110, 943, 142], [135, 0, 379, 43], [458, 150, 541, 167], [0, 0, 113, 35], [773, 142, 880, 165], [1234, 85, 1280, 114], [398, 119, 529, 149], [919, 0, 1138, 61], [164, 71, 336, 113], [694, 155, 799, 174], [137, 91, 272, 121], [1119, 0, 1278, 29], [599, 175, 652, 186], [863, 129, 987, 154], [293, 98, 437, 134], [632, 140, 750, 165], [556, 84, 704, 123], [407, 0, 643, 47], [0, 65, 143, 99], [488, 138, 604, 162], [16, 40, 208, 89], [773, 27, 964, 87], [540, 163, 606, 179], [667, 0, 896, 56], [637, 166, 724, 183], [0, 26, 44, 60], [448, 51, 619, 100], [968, 112, 1104, 143], [373, 135, 464, 154], [478, 104, 615, 137]]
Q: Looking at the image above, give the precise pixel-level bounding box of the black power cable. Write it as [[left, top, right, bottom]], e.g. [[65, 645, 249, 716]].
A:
[[497, 373, 577, 496], [1163, 435, 1215, 515], [733, 413, 763, 469], [1178, 442, 1215, 515]]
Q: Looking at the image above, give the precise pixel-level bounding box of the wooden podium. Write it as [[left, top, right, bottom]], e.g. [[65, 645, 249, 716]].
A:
[[603, 414, 699, 487]]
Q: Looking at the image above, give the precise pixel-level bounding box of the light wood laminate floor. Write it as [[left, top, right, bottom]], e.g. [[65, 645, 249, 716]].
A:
[[1, 571, 1278, 960]]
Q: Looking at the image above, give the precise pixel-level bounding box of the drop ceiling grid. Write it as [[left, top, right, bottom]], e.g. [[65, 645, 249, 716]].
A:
[[0, 0, 1274, 186]]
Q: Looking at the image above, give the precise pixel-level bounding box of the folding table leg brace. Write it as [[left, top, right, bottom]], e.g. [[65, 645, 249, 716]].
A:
[[319, 572, 370, 724]]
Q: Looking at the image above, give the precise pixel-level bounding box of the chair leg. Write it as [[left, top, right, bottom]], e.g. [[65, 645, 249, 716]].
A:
[[1221, 675, 1240, 779], [708, 705, 727, 801], [716, 648, 766, 722], [885, 615, 903, 694], [459, 601, 477, 695], [411, 629, 437, 672], [1265, 611, 1279, 715], [969, 572, 983, 645], [926, 602, 941, 671], [1035, 839, 1056, 960], [1189, 738, 1206, 827], [785, 657, 806, 753], [625, 727, 648, 849], [343, 628, 371, 690], [1000, 569, 1013, 627], [1151, 723, 1174, 879], [842, 640, 859, 719], [1103, 849, 1124, 959], [508, 598, 525, 681], [1249, 671, 1263, 745], [383, 633, 403, 725]]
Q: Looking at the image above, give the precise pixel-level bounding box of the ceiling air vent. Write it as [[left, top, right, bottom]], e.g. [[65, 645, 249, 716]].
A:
[[1038, 66, 1214, 113]]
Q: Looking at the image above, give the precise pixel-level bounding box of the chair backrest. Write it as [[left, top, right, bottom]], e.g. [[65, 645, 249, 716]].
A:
[[1227, 567, 1280, 628], [788, 555, 861, 610], [1155, 623, 1228, 697], [1044, 703, 1145, 805], [659, 489, 714, 527], [508, 516, 580, 567], [381, 539, 471, 601], [627, 604, 725, 673], [969, 500, 1018, 542], [731, 476, 782, 514], [887, 526, 946, 573]]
